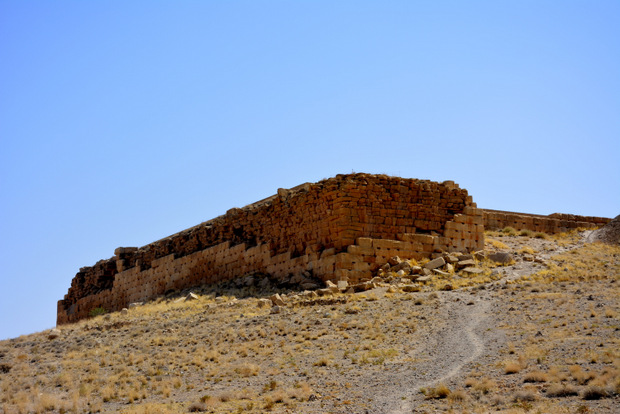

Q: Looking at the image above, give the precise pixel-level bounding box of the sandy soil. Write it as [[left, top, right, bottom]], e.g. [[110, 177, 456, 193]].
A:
[[0, 231, 618, 414]]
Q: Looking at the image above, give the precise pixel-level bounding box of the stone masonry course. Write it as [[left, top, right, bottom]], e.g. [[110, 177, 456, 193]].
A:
[[57, 173, 608, 324]]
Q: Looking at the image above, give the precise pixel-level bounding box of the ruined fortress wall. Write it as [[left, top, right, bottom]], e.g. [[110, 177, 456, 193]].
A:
[[482, 209, 610, 234], [58, 174, 484, 324]]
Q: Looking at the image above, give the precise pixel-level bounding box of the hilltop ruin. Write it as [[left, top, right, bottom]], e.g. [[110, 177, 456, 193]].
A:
[[57, 173, 608, 324]]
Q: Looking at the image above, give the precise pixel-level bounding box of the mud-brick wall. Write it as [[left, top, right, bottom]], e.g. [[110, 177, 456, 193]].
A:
[[482, 209, 610, 234], [58, 174, 479, 324]]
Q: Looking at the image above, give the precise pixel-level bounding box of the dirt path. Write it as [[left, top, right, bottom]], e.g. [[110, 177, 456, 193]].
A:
[[369, 234, 585, 413], [379, 291, 496, 413]]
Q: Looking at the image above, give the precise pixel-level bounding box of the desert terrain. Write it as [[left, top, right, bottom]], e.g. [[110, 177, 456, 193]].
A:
[[1, 228, 618, 413]]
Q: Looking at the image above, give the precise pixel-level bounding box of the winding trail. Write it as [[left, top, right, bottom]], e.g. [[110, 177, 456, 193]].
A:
[[366, 234, 587, 413], [384, 291, 494, 413]]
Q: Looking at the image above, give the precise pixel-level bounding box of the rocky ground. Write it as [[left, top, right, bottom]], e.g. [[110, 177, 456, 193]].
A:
[[0, 229, 618, 414], [587, 215, 620, 245]]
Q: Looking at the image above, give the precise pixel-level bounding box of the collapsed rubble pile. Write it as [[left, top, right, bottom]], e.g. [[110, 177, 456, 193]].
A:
[[242, 250, 516, 312]]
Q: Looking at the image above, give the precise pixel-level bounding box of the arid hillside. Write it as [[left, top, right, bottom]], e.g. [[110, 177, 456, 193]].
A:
[[1, 229, 619, 413]]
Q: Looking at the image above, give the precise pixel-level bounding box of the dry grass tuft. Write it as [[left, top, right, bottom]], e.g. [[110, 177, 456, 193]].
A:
[[422, 383, 451, 399], [546, 384, 579, 398], [523, 370, 549, 383], [512, 389, 537, 402], [486, 238, 509, 250], [503, 360, 522, 374], [581, 385, 609, 400]]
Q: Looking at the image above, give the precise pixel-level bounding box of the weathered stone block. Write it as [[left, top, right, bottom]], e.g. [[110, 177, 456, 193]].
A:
[[424, 257, 445, 270]]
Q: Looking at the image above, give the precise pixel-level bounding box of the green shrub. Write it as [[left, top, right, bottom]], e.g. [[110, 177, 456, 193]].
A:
[[502, 227, 517, 236], [89, 307, 106, 317]]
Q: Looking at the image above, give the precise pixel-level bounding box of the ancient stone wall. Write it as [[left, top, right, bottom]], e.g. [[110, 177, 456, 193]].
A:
[[58, 174, 484, 324], [482, 209, 610, 234]]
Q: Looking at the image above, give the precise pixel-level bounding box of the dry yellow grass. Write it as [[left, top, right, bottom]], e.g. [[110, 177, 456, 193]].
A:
[[0, 231, 618, 413]]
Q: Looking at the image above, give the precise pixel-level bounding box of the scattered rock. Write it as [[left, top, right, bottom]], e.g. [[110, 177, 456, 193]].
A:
[[301, 290, 319, 299], [258, 277, 271, 289], [47, 328, 61, 340], [270, 294, 286, 306], [391, 261, 412, 273], [457, 259, 476, 269], [128, 302, 143, 308], [352, 281, 374, 292], [388, 256, 402, 266], [325, 281, 341, 294], [242, 275, 255, 286], [121, 308, 128, 315], [270, 305, 282, 314], [300, 281, 320, 290], [424, 257, 445, 270], [445, 255, 459, 264], [488, 252, 513, 264], [185, 292, 199, 301], [257, 299, 272, 308], [402, 285, 420, 292], [462, 267, 484, 275]]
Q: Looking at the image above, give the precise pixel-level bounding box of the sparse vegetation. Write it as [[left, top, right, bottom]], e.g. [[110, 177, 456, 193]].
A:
[[88, 306, 107, 317], [0, 230, 617, 413], [422, 383, 451, 399], [503, 360, 522, 374], [502, 226, 518, 236]]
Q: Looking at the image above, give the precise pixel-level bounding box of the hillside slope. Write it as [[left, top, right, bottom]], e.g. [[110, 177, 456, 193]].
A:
[[1, 230, 619, 413]]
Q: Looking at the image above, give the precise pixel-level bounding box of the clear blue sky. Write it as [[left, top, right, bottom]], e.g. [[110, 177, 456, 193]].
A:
[[1, 1, 618, 340]]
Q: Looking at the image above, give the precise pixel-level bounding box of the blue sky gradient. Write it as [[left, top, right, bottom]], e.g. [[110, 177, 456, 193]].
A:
[[1, 1, 619, 339]]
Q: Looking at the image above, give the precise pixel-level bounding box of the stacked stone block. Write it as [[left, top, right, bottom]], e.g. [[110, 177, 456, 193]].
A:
[[56, 174, 482, 324], [482, 209, 609, 234]]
